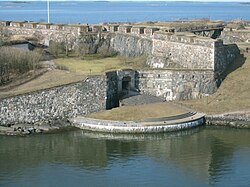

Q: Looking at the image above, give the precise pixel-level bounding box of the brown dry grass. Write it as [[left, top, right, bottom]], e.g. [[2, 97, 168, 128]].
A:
[[0, 55, 147, 98], [177, 50, 250, 114], [87, 102, 189, 121], [0, 69, 86, 98], [134, 20, 223, 28]]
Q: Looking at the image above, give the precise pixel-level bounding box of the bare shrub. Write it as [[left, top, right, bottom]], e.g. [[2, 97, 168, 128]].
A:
[[0, 47, 41, 85], [48, 41, 64, 57]]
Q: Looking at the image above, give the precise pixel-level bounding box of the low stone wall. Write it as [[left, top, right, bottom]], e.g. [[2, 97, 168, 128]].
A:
[[206, 114, 250, 128], [69, 113, 205, 133], [221, 30, 250, 43], [7, 27, 79, 45], [0, 76, 107, 126]]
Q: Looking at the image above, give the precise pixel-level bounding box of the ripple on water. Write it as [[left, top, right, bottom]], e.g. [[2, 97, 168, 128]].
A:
[[0, 127, 250, 186]]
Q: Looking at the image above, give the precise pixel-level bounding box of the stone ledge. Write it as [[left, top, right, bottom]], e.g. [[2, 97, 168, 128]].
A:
[[69, 113, 205, 133]]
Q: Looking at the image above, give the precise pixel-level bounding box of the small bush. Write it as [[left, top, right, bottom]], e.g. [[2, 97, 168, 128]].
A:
[[48, 41, 65, 57], [55, 64, 69, 71], [0, 47, 41, 85]]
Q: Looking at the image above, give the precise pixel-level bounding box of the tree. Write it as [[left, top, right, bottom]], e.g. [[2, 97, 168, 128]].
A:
[[48, 41, 64, 57]]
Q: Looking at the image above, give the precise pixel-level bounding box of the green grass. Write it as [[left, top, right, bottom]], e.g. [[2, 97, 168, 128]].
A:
[[54, 55, 148, 75], [54, 57, 122, 75]]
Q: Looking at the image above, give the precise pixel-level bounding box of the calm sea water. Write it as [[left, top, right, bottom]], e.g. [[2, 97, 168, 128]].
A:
[[0, 1, 250, 24], [0, 127, 250, 187]]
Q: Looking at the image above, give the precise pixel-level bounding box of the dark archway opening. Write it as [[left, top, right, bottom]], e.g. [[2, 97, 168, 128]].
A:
[[122, 76, 131, 91]]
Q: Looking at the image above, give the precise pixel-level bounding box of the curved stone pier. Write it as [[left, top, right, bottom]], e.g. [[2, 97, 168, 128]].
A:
[[69, 112, 205, 133]]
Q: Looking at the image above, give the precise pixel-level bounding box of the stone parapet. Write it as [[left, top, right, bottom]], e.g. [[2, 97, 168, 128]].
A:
[[153, 31, 216, 47], [118, 25, 132, 33], [50, 24, 64, 30], [107, 24, 119, 32], [144, 27, 160, 35], [0, 20, 11, 26], [36, 23, 52, 29], [9, 21, 27, 27], [131, 26, 145, 35], [23, 22, 38, 29]]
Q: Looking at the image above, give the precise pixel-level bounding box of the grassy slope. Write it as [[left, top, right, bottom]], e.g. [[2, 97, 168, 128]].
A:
[[54, 55, 147, 75], [54, 57, 123, 75], [0, 70, 86, 98], [87, 102, 189, 121], [0, 55, 147, 98], [177, 51, 250, 114]]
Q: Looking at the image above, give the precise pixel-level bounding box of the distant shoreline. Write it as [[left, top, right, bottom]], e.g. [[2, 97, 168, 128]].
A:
[[3, 1, 30, 4], [240, 2, 250, 5]]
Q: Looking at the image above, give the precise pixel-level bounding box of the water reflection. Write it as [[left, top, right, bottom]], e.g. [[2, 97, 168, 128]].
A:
[[0, 127, 250, 186]]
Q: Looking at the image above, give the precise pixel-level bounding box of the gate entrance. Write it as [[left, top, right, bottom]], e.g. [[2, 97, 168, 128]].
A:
[[122, 76, 131, 90]]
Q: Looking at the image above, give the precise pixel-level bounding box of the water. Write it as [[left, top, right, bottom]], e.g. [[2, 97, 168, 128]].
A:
[[0, 1, 250, 24], [0, 126, 250, 186]]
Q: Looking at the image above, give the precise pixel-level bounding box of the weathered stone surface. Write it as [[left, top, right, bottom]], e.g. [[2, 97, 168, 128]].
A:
[[70, 114, 205, 133], [70, 113, 250, 133], [137, 70, 216, 101], [206, 114, 250, 129], [111, 33, 152, 57], [76, 33, 114, 54], [0, 76, 107, 126], [221, 30, 250, 43], [214, 43, 240, 78], [7, 27, 79, 46], [149, 32, 214, 70]]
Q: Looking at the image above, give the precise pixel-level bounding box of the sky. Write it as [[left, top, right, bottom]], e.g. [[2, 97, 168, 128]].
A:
[[1, 0, 250, 2]]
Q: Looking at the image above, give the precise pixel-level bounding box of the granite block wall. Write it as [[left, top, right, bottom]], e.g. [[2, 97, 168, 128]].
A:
[[0, 76, 107, 126]]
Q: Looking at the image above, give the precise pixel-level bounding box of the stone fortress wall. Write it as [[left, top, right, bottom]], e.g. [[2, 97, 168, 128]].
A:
[[0, 20, 243, 125], [0, 76, 107, 126], [0, 20, 241, 101], [105, 69, 216, 102]]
